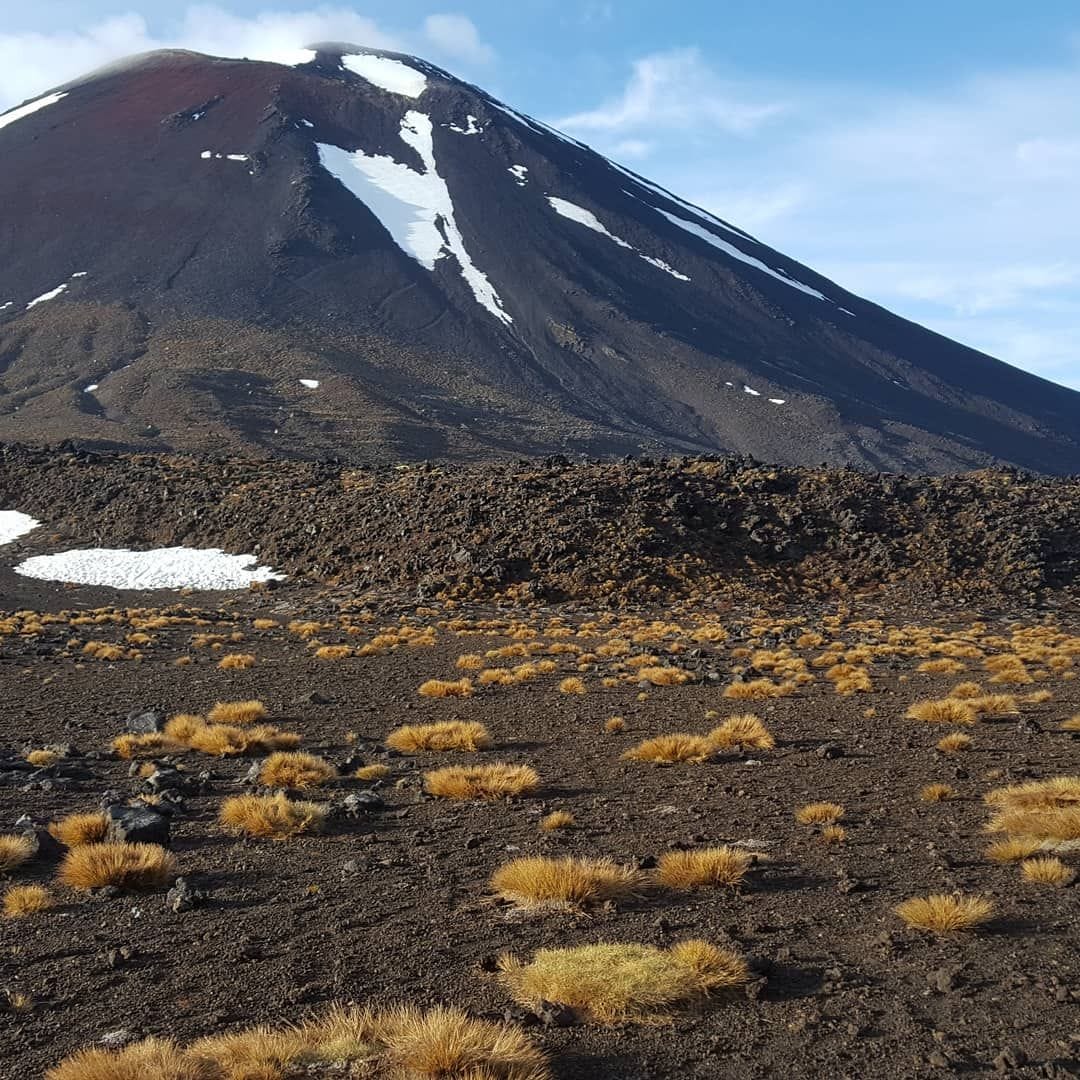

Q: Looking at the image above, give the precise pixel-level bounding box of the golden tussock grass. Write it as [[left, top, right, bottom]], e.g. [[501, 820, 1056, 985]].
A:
[[355, 764, 391, 781], [424, 763, 540, 801], [490, 856, 645, 909], [920, 783, 955, 803], [723, 678, 788, 700], [795, 802, 844, 825], [1025, 689, 1053, 703], [604, 717, 625, 733], [418, 678, 474, 699], [622, 734, 714, 764], [252, 618, 278, 631], [45, 1037, 196, 1080], [949, 681, 983, 699], [58, 842, 177, 892], [217, 652, 256, 670], [386, 721, 492, 753], [111, 732, 180, 759], [984, 776, 1080, 809], [917, 659, 966, 675], [708, 714, 775, 750], [498, 940, 748, 1023], [162, 714, 300, 757], [1061, 714, 1080, 731], [636, 666, 692, 686], [540, 811, 575, 831], [3, 884, 53, 918], [558, 677, 586, 695], [986, 806, 1080, 842], [26, 749, 59, 767], [219, 792, 327, 839], [206, 700, 267, 726], [894, 893, 994, 933], [820, 825, 846, 844], [967, 694, 1019, 717], [258, 751, 336, 789], [0, 833, 35, 873], [905, 699, 977, 725], [985, 837, 1044, 862], [456, 653, 485, 670], [48, 812, 110, 848], [314, 644, 353, 661], [937, 732, 973, 754], [1020, 856, 1075, 887], [656, 846, 752, 890]]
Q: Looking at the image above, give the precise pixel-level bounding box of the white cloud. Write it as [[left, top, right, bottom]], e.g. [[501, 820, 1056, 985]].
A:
[[0, 6, 494, 111]]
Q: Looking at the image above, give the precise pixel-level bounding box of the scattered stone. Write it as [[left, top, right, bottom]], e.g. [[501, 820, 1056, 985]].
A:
[[994, 1047, 1030, 1073], [166, 877, 204, 913], [338, 791, 384, 817], [105, 804, 171, 847], [534, 1000, 576, 1027], [125, 708, 165, 734], [817, 742, 844, 759]]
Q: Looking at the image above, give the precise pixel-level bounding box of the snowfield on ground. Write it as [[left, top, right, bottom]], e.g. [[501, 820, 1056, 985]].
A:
[[318, 111, 512, 325], [0, 91, 67, 133], [15, 547, 285, 590], [0, 511, 40, 545], [343, 54, 427, 98]]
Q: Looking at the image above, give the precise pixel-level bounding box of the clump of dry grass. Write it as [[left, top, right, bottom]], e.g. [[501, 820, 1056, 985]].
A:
[[0, 834, 35, 874], [490, 856, 645, 909], [917, 658, 966, 675], [314, 644, 353, 661], [386, 721, 492, 753], [1061, 715, 1080, 731], [795, 802, 844, 825], [604, 717, 625, 733], [26, 748, 59, 767], [708, 714, 775, 750], [498, 940, 749, 1022], [558, 677, 586, 695], [57, 842, 177, 892], [1020, 857, 1075, 887], [920, 783, 955, 803], [206, 700, 267, 725], [355, 764, 391, 781], [723, 678, 787, 700], [985, 837, 1044, 862], [622, 734, 714, 764], [540, 811, 575, 831], [162, 714, 300, 757], [418, 678, 474, 699], [424, 763, 540, 801], [949, 681, 983, 699], [637, 666, 692, 686], [258, 751, 336, 789], [905, 699, 976, 725], [46, 1038, 195, 1080], [218, 652, 256, 670], [937, 732, 973, 754], [820, 825, 846, 844], [985, 776, 1080, 810], [219, 792, 327, 839], [967, 694, 1019, 717], [455, 653, 485, 670], [111, 732, 181, 759], [3, 884, 53, 918], [986, 807, 1080, 842], [656, 846, 752, 890], [894, 893, 993, 933], [48, 812, 110, 848]]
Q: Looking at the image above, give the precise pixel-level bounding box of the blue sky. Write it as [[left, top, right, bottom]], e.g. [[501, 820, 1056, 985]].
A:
[[3, 2, 1079, 391]]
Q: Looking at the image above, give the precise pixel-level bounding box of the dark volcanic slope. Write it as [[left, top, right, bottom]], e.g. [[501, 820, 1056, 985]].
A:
[[0, 45, 1077, 472]]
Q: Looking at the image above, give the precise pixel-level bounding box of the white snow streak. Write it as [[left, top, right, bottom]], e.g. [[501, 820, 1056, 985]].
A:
[[547, 198, 690, 282], [343, 54, 427, 98], [768, 398, 786, 405], [26, 283, 68, 309], [508, 165, 529, 185], [299, 379, 320, 389], [0, 91, 67, 133], [318, 111, 512, 325], [743, 385, 761, 396], [201, 151, 249, 162], [71, 271, 87, 278], [0, 302, 12, 311], [84, 384, 99, 393], [0, 511, 40, 546], [15, 547, 285, 590], [449, 115, 481, 135]]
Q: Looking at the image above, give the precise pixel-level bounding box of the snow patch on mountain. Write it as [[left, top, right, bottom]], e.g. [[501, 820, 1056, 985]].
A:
[[0, 511, 40, 546], [0, 91, 67, 133], [319, 112, 511, 325], [26, 283, 68, 309], [299, 379, 320, 389], [450, 115, 481, 135], [343, 54, 427, 98], [509, 165, 529, 186]]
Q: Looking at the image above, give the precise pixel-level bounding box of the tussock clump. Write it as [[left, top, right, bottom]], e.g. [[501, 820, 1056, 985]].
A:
[[26, 748, 59, 767], [207, 700, 267, 725], [820, 825, 846, 844], [894, 893, 993, 933], [58, 842, 177, 892], [985, 837, 1044, 863], [1020, 856, 1075, 887], [656, 846, 752, 890], [540, 811, 575, 831], [0, 834, 35, 873], [604, 717, 625, 733], [937, 732, 973, 754], [218, 652, 256, 670], [46, 1038, 196, 1080], [949, 682, 983, 699], [968, 694, 1019, 717], [111, 732, 180, 759], [905, 699, 977, 725], [723, 678, 788, 700], [1061, 714, 1080, 731], [920, 783, 955, 803], [986, 807, 1080, 842], [164, 714, 300, 757], [219, 792, 327, 839], [637, 666, 692, 686], [3, 884, 53, 918], [708, 714, 775, 750], [48, 812, 110, 848], [917, 659, 966, 674], [985, 776, 1080, 810], [622, 734, 714, 764], [490, 856, 645, 909], [424, 763, 540, 801], [355, 764, 391, 781], [558, 677, 586, 695], [419, 678, 474, 698], [795, 802, 844, 825], [386, 721, 492, 753], [258, 751, 336, 790], [314, 644, 353, 661], [456, 653, 485, 670], [498, 940, 749, 1022]]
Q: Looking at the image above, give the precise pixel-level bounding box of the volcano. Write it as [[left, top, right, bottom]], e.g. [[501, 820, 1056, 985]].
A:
[[0, 44, 1076, 472]]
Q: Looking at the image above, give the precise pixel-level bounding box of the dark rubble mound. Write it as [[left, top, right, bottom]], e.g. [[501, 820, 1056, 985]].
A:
[[1, 444, 1078, 605]]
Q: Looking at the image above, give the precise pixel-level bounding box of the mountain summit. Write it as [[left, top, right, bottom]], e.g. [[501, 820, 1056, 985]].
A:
[[0, 44, 1076, 471]]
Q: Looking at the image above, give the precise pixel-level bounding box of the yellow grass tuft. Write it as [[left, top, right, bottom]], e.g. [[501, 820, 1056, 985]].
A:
[[219, 792, 327, 839], [986, 807, 1080, 842], [218, 652, 256, 670], [163, 714, 300, 757], [111, 732, 180, 759], [894, 893, 993, 932], [985, 837, 1044, 862], [0, 834, 35, 873], [918, 658, 966, 674], [252, 618, 278, 631], [258, 751, 336, 789], [604, 717, 625, 733], [820, 825, 847, 844], [314, 645, 353, 661], [48, 812, 110, 848], [967, 694, 1019, 717], [949, 681, 983, 699], [558, 677, 586, 695], [206, 700, 267, 726], [45, 1038, 195, 1080], [656, 846, 752, 890], [905, 699, 977, 725], [3, 884, 53, 918], [920, 783, 955, 803], [490, 856, 645, 909], [1061, 714, 1080, 731], [456, 653, 485, 670], [355, 764, 391, 781], [622, 734, 714, 764], [540, 811, 575, 831], [936, 732, 973, 754], [708, 714, 775, 750], [386, 721, 492, 753], [498, 940, 748, 1023], [424, 763, 540, 801], [985, 775, 1080, 809], [57, 842, 177, 892], [637, 666, 692, 686], [418, 678, 474, 698], [26, 748, 59, 767], [795, 802, 844, 825], [723, 678, 787, 700], [1025, 689, 1053, 704], [1020, 856, 1075, 887]]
